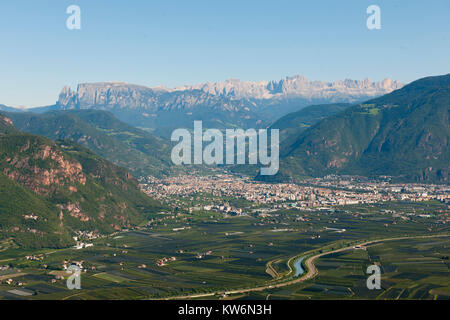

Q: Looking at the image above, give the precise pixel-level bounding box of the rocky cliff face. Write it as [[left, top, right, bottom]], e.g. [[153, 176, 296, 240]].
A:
[[2, 139, 86, 196], [0, 114, 18, 135], [179, 76, 403, 100], [57, 75, 403, 111], [0, 114, 13, 126], [59, 82, 239, 112]]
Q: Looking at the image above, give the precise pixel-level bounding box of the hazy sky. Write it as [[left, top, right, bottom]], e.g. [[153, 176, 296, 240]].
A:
[[0, 0, 449, 107]]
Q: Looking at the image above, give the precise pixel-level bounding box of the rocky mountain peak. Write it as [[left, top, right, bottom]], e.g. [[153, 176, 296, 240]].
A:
[[55, 76, 404, 115]]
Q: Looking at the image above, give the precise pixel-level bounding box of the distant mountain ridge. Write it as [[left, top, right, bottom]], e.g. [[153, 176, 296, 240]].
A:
[[19, 76, 402, 136], [6, 110, 174, 178], [47, 82, 264, 137], [175, 75, 403, 100], [56, 76, 402, 111]]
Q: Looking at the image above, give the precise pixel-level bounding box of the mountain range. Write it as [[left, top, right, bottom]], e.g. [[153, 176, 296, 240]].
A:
[[17, 76, 402, 137], [0, 73, 448, 250], [1, 73, 447, 251], [175, 76, 402, 100], [3, 74, 448, 185]]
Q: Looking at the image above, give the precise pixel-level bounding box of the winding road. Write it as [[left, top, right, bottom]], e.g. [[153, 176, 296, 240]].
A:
[[163, 234, 449, 300]]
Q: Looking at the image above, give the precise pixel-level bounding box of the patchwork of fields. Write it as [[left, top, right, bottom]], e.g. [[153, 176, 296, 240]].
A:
[[0, 201, 448, 300]]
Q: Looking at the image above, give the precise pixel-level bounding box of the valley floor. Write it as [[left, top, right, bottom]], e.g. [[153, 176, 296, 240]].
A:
[[0, 189, 448, 300]]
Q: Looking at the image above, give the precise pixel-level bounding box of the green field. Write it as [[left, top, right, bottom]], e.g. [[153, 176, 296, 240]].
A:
[[0, 201, 448, 300], [239, 237, 449, 300]]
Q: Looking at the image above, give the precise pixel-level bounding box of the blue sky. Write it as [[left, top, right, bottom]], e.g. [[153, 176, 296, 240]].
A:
[[0, 0, 449, 107]]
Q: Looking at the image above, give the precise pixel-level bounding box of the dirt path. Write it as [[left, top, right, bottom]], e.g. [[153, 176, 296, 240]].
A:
[[0, 273, 28, 281]]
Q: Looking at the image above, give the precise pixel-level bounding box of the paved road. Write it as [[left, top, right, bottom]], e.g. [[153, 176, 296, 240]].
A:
[[163, 234, 449, 300]]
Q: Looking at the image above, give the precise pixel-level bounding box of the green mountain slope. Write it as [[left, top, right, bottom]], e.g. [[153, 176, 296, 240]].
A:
[[0, 171, 72, 248], [6, 110, 173, 177], [269, 103, 350, 141], [270, 74, 450, 183], [0, 114, 163, 248]]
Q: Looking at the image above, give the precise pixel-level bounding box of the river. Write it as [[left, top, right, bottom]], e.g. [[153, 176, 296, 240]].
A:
[[293, 256, 306, 277]]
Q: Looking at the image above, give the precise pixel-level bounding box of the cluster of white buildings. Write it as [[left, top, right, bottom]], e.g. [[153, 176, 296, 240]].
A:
[[140, 174, 449, 209]]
